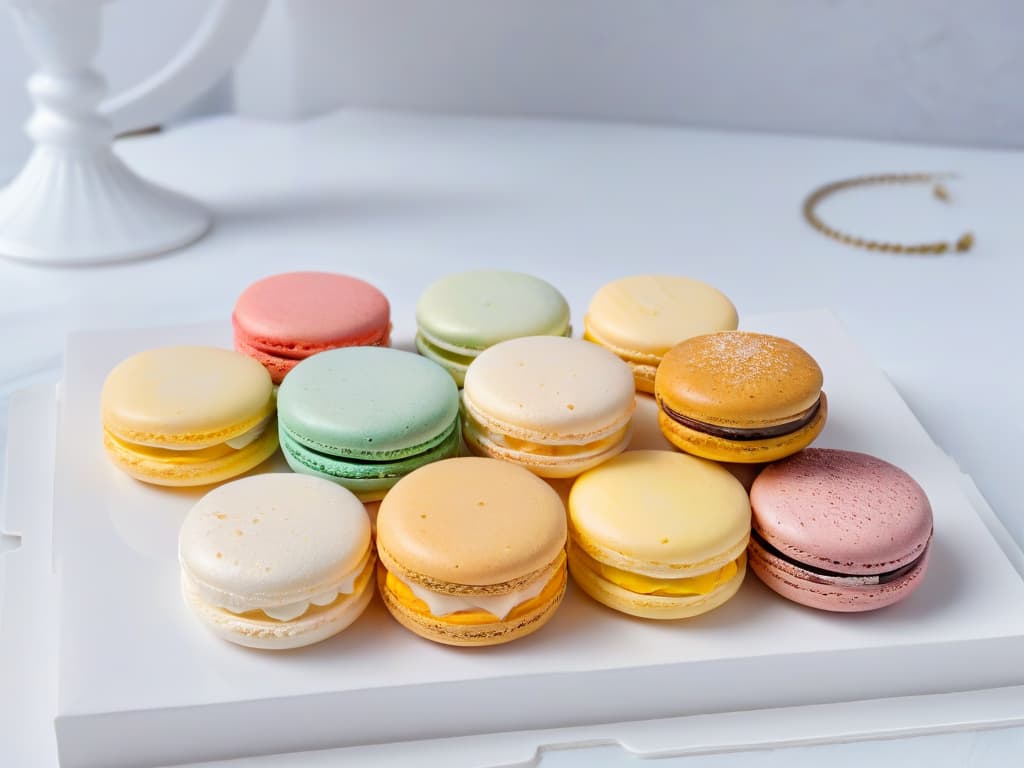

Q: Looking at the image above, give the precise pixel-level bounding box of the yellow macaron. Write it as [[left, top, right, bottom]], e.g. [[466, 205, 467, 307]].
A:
[[568, 450, 751, 619], [376, 457, 568, 646], [584, 275, 738, 392], [654, 331, 827, 463], [101, 346, 278, 486]]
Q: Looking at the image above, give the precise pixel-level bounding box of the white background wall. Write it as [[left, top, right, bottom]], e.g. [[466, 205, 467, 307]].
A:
[[0, 0, 214, 179], [235, 0, 1024, 147], [2, 0, 1024, 183]]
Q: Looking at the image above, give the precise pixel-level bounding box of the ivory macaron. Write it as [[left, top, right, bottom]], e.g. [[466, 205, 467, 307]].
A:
[[655, 331, 827, 463], [233, 271, 391, 384], [416, 270, 571, 386], [376, 457, 568, 646], [179, 474, 375, 649], [749, 449, 933, 612], [568, 450, 751, 619], [461, 336, 636, 478], [101, 346, 278, 486], [584, 275, 738, 392]]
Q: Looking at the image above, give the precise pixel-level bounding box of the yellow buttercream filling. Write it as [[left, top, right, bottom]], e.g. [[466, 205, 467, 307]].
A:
[[577, 547, 743, 596], [105, 429, 244, 463], [385, 569, 563, 625]]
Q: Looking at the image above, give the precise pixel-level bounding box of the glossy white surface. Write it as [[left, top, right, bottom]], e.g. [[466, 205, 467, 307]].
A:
[[1, 110, 1022, 765]]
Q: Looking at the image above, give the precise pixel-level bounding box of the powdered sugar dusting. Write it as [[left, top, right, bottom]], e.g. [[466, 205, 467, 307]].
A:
[[689, 333, 801, 385]]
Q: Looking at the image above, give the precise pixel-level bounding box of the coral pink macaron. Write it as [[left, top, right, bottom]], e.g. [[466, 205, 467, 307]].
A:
[[748, 448, 933, 612], [233, 272, 391, 383]]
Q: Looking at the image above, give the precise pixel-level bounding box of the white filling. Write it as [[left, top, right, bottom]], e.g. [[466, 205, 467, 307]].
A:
[[395, 568, 552, 621], [224, 550, 371, 622], [225, 413, 275, 450]]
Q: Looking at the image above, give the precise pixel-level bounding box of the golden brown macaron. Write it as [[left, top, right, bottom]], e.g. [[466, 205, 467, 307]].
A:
[[654, 331, 827, 463], [376, 457, 568, 646]]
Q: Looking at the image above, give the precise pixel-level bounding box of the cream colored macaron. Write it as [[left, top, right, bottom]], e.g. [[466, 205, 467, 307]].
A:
[[568, 450, 751, 619], [179, 474, 374, 650], [376, 457, 568, 646], [461, 336, 636, 478], [584, 275, 738, 392]]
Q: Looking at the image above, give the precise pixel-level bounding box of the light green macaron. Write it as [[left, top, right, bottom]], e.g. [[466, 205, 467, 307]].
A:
[[415, 270, 571, 386], [277, 347, 461, 501]]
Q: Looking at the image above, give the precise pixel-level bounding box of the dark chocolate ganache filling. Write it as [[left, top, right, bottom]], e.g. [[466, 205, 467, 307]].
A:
[[750, 529, 930, 585], [658, 397, 821, 441]]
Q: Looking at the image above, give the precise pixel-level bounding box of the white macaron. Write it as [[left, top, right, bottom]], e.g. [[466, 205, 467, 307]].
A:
[[179, 473, 374, 650]]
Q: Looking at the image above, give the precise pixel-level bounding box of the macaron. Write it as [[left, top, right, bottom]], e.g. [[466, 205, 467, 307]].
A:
[[655, 331, 827, 463], [748, 448, 933, 612], [233, 271, 391, 383], [584, 275, 738, 392], [415, 270, 571, 386], [100, 346, 278, 486], [277, 347, 460, 501], [568, 450, 751, 620], [376, 457, 567, 646], [461, 336, 636, 478], [179, 474, 374, 649]]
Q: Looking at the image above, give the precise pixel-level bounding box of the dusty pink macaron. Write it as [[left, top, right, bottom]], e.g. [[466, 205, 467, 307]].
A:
[[233, 272, 391, 383], [748, 448, 932, 612]]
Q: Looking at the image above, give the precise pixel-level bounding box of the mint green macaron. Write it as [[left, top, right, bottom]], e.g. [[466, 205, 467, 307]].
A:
[[277, 347, 461, 501], [415, 270, 571, 386]]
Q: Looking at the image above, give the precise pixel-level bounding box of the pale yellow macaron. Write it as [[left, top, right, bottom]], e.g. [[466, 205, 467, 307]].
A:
[[101, 346, 278, 486], [461, 336, 636, 478], [584, 275, 738, 392], [568, 450, 751, 619], [376, 457, 568, 646]]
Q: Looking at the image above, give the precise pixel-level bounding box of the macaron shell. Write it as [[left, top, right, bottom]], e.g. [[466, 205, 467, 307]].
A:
[[462, 336, 636, 443], [568, 544, 746, 620], [101, 346, 275, 447], [414, 332, 474, 387], [236, 331, 391, 386], [179, 474, 372, 608], [279, 420, 461, 501], [749, 448, 933, 574], [182, 560, 375, 649], [584, 275, 738, 359], [376, 457, 567, 586], [233, 272, 391, 353], [376, 561, 566, 647], [657, 391, 828, 464], [568, 450, 751, 577], [102, 419, 279, 487], [748, 535, 930, 612], [277, 347, 460, 460], [655, 332, 823, 428], [416, 270, 570, 353]]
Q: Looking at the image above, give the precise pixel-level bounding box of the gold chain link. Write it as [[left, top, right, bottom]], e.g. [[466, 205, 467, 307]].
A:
[[802, 173, 974, 255]]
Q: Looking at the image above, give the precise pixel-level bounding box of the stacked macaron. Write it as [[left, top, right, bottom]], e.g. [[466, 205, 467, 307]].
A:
[[96, 267, 935, 651]]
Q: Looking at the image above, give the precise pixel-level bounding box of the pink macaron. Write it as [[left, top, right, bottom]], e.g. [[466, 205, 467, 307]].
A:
[[748, 448, 932, 612], [233, 272, 391, 383]]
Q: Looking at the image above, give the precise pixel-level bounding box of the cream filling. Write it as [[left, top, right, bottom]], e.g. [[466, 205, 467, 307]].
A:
[[393, 566, 553, 621], [224, 412, 275, 450], [188, 550, 372, 622]]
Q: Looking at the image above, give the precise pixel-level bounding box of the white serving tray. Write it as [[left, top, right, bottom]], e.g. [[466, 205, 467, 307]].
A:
[[4, 311, 1024, 768]]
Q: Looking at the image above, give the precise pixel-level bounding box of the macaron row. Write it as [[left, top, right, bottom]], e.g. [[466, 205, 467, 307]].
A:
[[179, 445, 933, 651]]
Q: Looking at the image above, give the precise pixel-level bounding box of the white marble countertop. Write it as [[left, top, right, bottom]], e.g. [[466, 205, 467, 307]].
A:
[[1, 109, 1021, 766]]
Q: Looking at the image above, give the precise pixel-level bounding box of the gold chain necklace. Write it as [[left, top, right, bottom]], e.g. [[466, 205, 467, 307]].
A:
[[803, 173, 974, 254]]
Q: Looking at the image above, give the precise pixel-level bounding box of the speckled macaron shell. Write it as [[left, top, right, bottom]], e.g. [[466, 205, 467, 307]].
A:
[[179, 474, 374, 649], [655, 331, 827, 463], [100, 346, 278, 486], [277, 347, 460, 499], [233, 272, 391, 383], [568, 450, 751, 619], [415, 271, 571, 385], [376, 457, 568, 645], [748, 448, 933, 612], [584, 275, 738, 393], [461, 336, 636, 477]]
